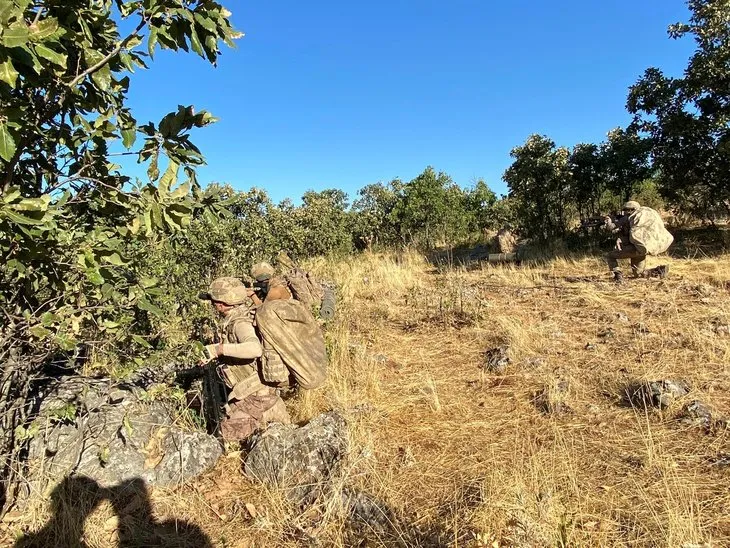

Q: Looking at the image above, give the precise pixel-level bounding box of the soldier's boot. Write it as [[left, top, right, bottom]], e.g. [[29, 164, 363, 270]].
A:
[[612, 271, 623, 283]]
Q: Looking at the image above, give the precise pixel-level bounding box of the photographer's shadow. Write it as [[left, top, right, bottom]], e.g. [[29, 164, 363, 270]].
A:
[[15, 475, 213, 548]]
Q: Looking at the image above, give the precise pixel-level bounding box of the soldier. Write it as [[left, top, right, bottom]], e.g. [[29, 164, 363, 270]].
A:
[[496, 226, 517, 254], [198, 277, 289, 441], [603, 201, 671, 282], [249, 262, 292, 305]]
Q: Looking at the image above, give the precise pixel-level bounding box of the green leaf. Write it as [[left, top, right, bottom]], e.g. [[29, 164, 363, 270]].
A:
[[34, 43, 67, 67], [29, 325, 52, 339], [86, 267, 104, 286], [159, 161, 178, 192], [2, 22, 29, 48], [102, 252, 125, 266], [123, 414, 134, 438], [91, 65, 111, 91], [137, 297, 164, 317], [0, 57, 18, 87], [148, 27, 158, 58], [189, 27, 203, 57], [132, 334, 152, 349], [0, 122, 16, 161], [121, 126, 136, 148], [29, 17, 60, 41]]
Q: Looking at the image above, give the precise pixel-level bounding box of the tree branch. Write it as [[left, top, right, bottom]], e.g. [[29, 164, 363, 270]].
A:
[[67, 18, 148, 89]]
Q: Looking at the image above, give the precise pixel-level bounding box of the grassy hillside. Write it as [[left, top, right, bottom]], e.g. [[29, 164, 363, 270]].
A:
[[5, 250, 730, 547]]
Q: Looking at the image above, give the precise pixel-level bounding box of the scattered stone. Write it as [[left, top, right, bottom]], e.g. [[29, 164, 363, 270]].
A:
[[709, 454, 730, 468], [624, 380, 690, 409], [598, 328, 615, 340], [711, 319, 730, 336], [244, 411, 348, 504], [535, 379, 572, 415], [341, 488, 397, 538], [678, 400, 715, 428], [26, 376, 222, 493], [524, 356, 546, 368], [615, 312, 630, 323], [584, 343, 597, 351], [482, 346, 510, 374]]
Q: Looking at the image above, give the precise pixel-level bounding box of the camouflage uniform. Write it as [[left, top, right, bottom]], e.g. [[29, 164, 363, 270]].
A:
[[199, 277, 289, 441], [604, 213, 646, 276], [496, 228, 517, 254], [251, 262, 293, 302]]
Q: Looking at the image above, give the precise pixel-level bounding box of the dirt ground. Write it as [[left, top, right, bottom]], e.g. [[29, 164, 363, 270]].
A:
[[4, 248, 730, 547]]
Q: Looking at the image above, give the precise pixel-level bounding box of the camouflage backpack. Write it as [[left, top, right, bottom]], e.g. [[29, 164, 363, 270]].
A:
[[255, 299, 328, 390], [629, 207, 674, 256], [275, 251, 335, 319]]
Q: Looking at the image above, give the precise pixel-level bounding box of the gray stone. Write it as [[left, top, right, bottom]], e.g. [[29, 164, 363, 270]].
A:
[[341, 488, 396, 537], [27, 376, 222, 490], [535, 379, 571, 416], [244, 411, 348, 504], [483, 346, 510, 374], [625, 379, 690, 409], [679, 400, 715, 428]]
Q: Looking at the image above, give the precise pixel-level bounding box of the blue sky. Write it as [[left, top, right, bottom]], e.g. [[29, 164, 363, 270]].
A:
[[124, 0, 695, 202]]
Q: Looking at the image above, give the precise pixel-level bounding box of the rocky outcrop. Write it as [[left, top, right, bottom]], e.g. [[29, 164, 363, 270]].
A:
[[26, 376, 222, 491], [244, 411, 348, 504]]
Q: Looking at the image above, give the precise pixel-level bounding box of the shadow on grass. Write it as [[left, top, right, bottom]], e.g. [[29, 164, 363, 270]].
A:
[[14, 476, 212, 548]]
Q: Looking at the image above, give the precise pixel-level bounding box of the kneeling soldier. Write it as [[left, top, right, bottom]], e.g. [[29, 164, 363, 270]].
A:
[[198, 277, 289, 441]]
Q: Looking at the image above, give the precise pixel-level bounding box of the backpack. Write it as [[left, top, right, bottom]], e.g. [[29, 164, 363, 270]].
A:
[[629, 207, 674, 256], [255, 299, 328, 390]]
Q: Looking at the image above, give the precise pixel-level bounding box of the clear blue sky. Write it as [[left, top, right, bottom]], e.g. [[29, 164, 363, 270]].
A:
[[124, 0, 695, 202]]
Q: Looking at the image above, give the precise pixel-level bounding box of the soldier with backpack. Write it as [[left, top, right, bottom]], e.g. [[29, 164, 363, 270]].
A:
[[198, 277, 290, 441], [248, 258, 329, 390], [603, 201, 673, 282]]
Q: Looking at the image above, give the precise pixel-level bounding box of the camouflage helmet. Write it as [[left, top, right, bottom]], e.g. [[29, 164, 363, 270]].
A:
[[198, 277, 249, 306], [250, 262, 275, 282], [623, 201, 640, 212]]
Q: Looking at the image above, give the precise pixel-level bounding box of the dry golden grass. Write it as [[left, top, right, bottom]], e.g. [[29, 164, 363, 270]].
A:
[[4, 249, 730, 547]]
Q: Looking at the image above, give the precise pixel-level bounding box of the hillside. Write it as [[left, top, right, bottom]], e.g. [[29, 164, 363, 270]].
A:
[[5, 246, 730, 547]]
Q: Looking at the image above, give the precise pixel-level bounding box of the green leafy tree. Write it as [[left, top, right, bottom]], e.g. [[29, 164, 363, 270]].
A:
[[628, 0, 730, 217], [296, 189, 353, 256], [464, 178, 499, 234], [568, 142, 606, 218], [396, 166, 469, 248], [351, 181, 401, 249], [503, 135, 574, 241], [600, 127, 652, 203], [0, 0, 239, 511]]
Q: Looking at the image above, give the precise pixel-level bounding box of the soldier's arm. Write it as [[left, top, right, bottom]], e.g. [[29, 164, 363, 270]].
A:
[[218, 321, 263, 359]]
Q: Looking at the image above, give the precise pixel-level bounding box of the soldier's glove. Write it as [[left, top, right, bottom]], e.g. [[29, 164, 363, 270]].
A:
[[198, 344, 220, 365]]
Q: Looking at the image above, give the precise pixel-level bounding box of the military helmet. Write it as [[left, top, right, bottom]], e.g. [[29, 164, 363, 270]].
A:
[[623, 201, 640, 212], [250, 262, 275, 282], [198, 277, 249, 305]]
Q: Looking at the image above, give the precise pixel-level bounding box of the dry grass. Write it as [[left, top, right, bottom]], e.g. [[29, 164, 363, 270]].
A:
[[4, 250, 730, 547]]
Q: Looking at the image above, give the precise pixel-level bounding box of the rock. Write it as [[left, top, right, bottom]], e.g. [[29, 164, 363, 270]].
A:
[[679, 400, 728, 430], [615, 312, 630, 323], [244, 411, 348, 504], [679, 400, 714, 428], [483, 346, 510, 374], [625, 380, 690, 409], [341, 488, 396, 538], [584, 343, 597, 351], [27, 376, 222, 491], [535, 379, 572, 415]]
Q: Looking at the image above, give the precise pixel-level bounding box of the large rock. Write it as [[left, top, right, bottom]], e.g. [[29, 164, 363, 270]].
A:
[[244, 411, 348, 504], [27, 376, 222, 490], [625, 380, 690, 409]]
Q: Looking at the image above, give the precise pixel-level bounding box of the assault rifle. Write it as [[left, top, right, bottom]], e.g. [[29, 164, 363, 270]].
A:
[[580, 212, 623, 230]]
